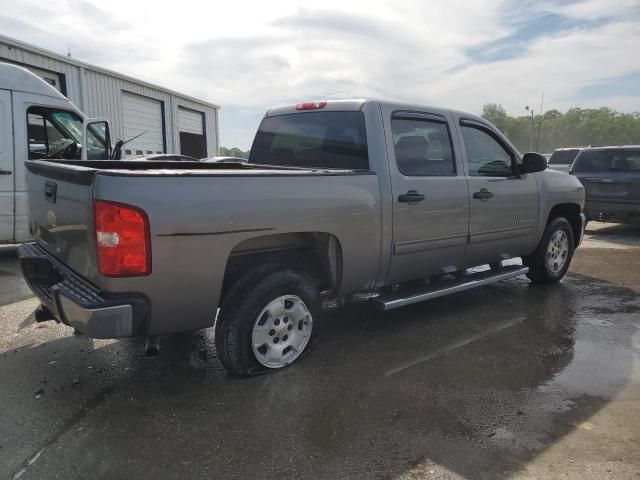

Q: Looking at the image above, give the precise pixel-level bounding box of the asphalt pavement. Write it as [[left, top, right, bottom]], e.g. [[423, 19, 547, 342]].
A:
[[0, 223, 639, 479]]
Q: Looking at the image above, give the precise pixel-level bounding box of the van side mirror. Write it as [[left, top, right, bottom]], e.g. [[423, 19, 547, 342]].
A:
[[81, 118, 111, 160], [521, 152, 547, 174]]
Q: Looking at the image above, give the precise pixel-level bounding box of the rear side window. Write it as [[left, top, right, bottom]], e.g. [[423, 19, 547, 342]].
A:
[[549, 149, 580, 165], [391, 118, 455, 176], [249, 112, 368, 170], [573, 149, 640, 172]]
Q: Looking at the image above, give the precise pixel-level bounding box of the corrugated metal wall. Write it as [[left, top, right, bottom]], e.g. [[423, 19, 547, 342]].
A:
[[0, 42, 83, 105], [0, 37, 219, 157]]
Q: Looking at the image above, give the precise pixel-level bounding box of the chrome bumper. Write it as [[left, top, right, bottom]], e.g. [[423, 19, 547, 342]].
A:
[[18, 243, 148, 338], [57, 295, 134, 337]]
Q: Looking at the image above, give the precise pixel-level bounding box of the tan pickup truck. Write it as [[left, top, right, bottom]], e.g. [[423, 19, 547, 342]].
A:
[[19, 98, 585, 376]]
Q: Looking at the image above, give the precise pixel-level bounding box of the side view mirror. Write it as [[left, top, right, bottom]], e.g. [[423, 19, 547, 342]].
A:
[[521, 152, 547, 174], [81, 118, 111, 160]]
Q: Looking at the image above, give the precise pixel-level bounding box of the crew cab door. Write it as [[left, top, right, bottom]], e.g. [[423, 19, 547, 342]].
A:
[[456, 118, 539, 267], [0, 89, 14, 242], [384, 109, 470, 283]]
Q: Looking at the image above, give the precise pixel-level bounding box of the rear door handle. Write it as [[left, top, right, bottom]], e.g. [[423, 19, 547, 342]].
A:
[[398, 190, 425, 204], [473, 188, 493, 201], [0, 169, 12, 175]]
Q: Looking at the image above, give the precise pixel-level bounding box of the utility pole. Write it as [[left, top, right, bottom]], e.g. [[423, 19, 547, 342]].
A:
[[525, 106, 534, 152], [536, 92, 544, 152]]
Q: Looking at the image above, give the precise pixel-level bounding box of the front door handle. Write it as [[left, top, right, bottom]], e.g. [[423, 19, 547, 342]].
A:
[[0, 169, 12, 175], [398, 190, 425, 204], [473, 188, 493, 201]]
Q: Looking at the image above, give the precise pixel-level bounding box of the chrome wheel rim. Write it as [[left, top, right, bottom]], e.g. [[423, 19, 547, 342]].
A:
[[251, 295, 313, 369], [547, 230, 569, 274]]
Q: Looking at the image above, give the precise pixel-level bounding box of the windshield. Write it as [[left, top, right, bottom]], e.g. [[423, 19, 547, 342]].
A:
[[549, 149, 580, 165], [573, 149, 640, 173], [51, 111, 83, 142], [249, 111, 369, 170]]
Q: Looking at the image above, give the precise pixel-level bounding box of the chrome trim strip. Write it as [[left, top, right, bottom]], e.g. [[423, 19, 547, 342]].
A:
[[394, 233, 468, 255], [374, 266, 529, 311]]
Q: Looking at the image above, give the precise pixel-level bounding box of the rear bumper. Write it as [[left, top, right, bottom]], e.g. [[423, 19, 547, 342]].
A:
[[585, 201, 640, 223], [18, 243, 149, 338]]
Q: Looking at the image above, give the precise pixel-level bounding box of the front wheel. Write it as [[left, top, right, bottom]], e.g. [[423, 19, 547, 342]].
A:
[[524, 217, 575, 284], [215, 267, 321, 376]]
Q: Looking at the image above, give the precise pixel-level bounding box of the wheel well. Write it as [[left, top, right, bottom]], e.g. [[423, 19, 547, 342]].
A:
[[220, 233, 342, 303], [548, 203, 582, 243]]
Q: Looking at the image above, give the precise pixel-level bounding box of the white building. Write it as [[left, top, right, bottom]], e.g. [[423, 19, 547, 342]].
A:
[[0, 34, 219, 159]]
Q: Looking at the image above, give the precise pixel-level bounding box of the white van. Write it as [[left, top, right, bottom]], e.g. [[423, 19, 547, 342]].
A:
[[0, 63, 111, 242]]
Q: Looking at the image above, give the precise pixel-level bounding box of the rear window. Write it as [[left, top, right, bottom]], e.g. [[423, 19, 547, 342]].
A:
[[249, 112, 368, 170], [549, 149, 580, 165], [573, 149, 640, 173]]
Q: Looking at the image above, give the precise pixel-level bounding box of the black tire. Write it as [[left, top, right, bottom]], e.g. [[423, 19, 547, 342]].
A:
[[524, 217, 575, 284], [215, 266, 321, 377]]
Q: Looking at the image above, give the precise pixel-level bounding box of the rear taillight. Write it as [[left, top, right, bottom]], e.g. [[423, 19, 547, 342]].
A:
[[94, 200, 151, 277], [295, 101, 327, 110]]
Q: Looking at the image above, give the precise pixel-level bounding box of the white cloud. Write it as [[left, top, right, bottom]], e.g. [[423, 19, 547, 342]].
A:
[[1, 0, 639, 148]]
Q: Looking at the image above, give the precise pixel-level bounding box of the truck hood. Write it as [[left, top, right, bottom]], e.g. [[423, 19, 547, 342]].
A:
[[536, 169, 585, 206]]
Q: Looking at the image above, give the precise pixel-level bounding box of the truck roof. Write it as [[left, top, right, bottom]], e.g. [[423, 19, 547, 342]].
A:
[[265, 99, 485, 123], [0, 62, 68, 100], [580, 145, 640, 151]]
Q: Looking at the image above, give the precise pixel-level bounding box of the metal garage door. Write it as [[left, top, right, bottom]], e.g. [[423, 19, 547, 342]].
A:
[[178, 107, 206, 158], [178, 108, 204, 135], [121, 91, 165, 156]]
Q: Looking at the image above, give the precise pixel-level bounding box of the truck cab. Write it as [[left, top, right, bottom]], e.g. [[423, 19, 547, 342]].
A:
[[0, 63, 110, 242]]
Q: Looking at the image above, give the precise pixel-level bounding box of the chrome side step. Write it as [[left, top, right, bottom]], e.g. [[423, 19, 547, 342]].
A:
[[373, 265, 529, 311]]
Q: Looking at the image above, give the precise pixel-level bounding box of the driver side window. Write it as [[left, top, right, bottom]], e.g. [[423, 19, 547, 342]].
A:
[[27, 107, 82, 160], [461, 125, 514, 177]]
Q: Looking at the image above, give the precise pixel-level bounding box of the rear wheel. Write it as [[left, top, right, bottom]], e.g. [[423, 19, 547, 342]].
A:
[[215, 267, 321, 376], [524, 217, 575, 284]]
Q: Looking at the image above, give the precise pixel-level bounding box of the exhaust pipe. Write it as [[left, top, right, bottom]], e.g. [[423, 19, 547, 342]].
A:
[[35, 305, 56, 323], [145, 336, 160, 357]]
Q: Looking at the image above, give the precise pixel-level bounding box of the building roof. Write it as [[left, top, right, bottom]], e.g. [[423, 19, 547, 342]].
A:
[[0, 34, 220, 109], [0, 62, 68, 100]]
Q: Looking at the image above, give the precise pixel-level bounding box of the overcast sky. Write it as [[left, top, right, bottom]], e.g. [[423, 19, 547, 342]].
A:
[[2, 0, 639, 149]]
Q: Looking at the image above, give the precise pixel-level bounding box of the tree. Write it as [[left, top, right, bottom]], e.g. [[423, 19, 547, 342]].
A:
[[480, 104, 640, 153], [481, 103, 510, 132], [219, 147, 249, 159]]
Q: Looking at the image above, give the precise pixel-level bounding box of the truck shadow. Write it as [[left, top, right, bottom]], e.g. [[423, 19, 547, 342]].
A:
[[3, 271, 638, 479], [584, 221, 640, 248]]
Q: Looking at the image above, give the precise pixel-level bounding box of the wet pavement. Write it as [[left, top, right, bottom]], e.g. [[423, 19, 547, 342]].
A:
[[0, 223, 639, 479]]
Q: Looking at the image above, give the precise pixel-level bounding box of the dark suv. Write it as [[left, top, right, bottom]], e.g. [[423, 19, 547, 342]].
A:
[[571, 146, 640, 223]]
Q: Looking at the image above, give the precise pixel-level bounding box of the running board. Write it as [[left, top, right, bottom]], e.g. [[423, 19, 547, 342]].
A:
[[373, 265, 529, 311]]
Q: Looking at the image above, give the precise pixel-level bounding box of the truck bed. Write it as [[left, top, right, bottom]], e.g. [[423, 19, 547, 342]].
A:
[[24, 159, 382, 335], [27, 160, 366, 181]]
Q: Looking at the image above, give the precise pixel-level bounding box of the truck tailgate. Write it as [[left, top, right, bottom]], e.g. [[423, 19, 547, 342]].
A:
[[580, 173, 640, 204], [26, 161, 95, 277]]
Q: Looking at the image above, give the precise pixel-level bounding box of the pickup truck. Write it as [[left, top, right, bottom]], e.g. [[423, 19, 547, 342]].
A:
[[570, 145, 640, 223], [18, 99, 586, 376]]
